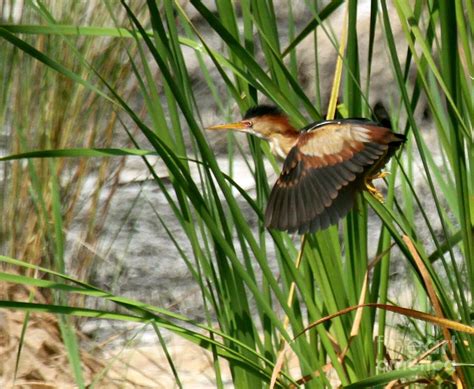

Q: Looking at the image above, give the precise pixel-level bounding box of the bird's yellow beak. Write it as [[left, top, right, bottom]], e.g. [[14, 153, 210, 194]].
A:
[[206, 121, 250, 131]]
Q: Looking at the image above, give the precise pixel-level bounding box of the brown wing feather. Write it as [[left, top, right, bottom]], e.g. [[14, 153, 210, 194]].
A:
[[265, 122, 405, 233]]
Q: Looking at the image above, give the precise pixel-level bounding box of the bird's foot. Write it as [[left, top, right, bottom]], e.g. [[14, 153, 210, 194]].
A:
[[365, 180, 385, 203], [371, 171, 390, 180], [365, 171, 389, 202]]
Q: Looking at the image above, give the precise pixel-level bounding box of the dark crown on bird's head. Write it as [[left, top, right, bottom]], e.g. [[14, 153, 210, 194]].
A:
[[241, 105, 297, 145], [244, 105, 284, 120]]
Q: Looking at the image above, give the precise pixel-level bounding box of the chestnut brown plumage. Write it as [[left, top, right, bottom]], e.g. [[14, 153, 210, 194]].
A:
[[207, 105, 405, 234]]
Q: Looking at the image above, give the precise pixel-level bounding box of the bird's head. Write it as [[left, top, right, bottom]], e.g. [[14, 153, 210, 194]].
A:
[[207, 105, 297, 140]]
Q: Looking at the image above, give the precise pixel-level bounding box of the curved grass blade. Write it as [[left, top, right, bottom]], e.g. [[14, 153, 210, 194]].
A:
[[0, 148, 157, 161], [298, 303, 474, 339]]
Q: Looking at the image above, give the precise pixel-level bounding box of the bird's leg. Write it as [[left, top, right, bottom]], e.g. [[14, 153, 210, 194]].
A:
[[365, 179, 384, 203], [364, 171, 389, 203]]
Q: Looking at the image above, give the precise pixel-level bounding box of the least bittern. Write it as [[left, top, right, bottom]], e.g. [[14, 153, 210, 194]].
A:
[[208, 105, 406, 234]]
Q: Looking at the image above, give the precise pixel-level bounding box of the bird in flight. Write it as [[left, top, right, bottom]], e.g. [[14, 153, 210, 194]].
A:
[[207, 105, 406, 234]]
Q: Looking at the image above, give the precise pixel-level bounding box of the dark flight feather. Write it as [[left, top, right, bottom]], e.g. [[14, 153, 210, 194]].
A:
[[265, 121, 405, 233]]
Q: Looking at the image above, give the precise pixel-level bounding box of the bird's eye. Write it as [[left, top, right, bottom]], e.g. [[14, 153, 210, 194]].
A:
[[242, 120, 253, 127]]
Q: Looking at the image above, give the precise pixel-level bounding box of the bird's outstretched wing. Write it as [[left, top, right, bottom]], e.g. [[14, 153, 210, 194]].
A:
[[265, 120, 405, 234]]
